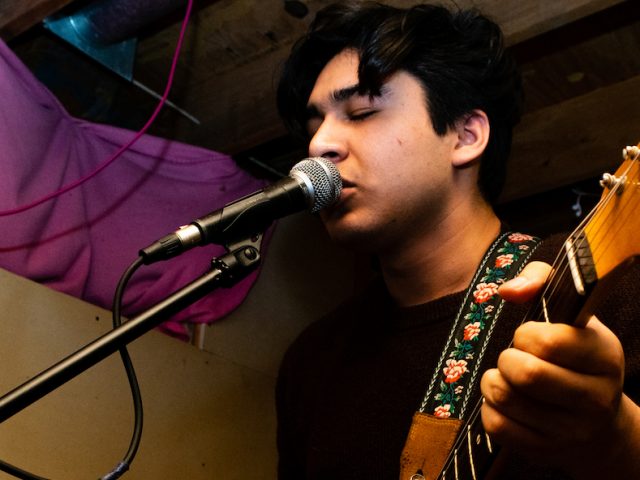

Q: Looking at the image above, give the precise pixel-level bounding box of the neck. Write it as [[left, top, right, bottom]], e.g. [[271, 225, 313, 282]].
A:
[[379, 200, 501, 307]]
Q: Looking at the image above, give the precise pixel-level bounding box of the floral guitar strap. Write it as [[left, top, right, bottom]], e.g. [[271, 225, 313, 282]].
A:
[[400, 231, 541, 480]]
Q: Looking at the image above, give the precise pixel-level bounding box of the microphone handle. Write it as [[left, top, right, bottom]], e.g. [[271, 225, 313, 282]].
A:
[[139, 176, 309, 264], [195, 176, 309, 244]]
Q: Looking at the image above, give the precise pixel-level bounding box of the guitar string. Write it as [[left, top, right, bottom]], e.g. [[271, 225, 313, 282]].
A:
[[541, 152, 638, 321], [540, 167, 617, 310], [580, 150, 640, 284], [555, 149, 639, 321], [585, 146, 639, 263]]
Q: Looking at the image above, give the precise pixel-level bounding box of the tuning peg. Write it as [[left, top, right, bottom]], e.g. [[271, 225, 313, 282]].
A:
[[600, 172, 626, 193], [623, 145, 640, 160]]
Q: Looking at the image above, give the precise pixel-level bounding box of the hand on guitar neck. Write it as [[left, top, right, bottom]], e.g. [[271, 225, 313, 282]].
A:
[[479, 261, 640, 479]]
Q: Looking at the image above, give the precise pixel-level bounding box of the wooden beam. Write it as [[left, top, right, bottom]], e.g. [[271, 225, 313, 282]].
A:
[[148, 0, 629, 154], [501, 74, 640, 203], [0, 0, 76, 40], [174, 46, 292, 154], [471, 0, 627, 45], [5, 0, 631, 159]]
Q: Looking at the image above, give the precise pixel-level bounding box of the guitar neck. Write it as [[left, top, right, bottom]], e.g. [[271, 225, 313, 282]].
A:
[[437, 235, 594, 480]]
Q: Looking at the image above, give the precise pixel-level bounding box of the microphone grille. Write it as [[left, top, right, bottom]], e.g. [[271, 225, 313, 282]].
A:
[[290, 157, 342, 213]]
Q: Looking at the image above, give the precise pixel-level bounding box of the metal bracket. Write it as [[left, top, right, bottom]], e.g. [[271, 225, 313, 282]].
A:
[[44, 13, 136, 82]]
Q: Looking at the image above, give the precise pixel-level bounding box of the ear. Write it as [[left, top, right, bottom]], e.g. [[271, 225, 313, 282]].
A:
[[451, 109, 490, 168]]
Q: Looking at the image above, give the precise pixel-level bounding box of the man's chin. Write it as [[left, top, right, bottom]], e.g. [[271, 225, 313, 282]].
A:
[[320, 208, 376, 248], [323, 223, 379, 252]]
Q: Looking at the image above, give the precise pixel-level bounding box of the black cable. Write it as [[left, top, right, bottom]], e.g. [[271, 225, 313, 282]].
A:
[[0, 257, 145, 480], [100, 256, 145, 480]]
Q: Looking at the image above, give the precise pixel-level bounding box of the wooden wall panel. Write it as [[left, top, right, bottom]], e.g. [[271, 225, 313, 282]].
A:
[[0, 0, 76, 40]]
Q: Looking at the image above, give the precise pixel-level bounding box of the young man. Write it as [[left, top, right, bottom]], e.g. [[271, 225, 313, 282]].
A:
[[275, 3, 640, 479]]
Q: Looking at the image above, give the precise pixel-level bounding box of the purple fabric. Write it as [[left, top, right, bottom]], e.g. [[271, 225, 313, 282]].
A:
[[0, 39, 270, 340]]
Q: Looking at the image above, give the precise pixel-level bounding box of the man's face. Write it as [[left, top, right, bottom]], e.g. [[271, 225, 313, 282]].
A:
[[305, 49, 461, 254]]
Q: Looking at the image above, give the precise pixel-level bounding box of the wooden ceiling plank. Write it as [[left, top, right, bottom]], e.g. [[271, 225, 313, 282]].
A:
[[5, 0, 634, 163], [0, 0, 76, 40], [169, 44, 292, 154], [473, 0, 628, 45], [502, 74, 640, 202], [329, 0, 628, 45], [144, 0, 629, 154]]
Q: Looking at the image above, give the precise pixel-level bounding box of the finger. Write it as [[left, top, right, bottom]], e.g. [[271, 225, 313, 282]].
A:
[[480, 369, 623, 464], [480, 387, 558, 457], [481, 368, 575, 438], [512, 319, 624, 376], [481, 398, 546, 448], [496, 347, 622, 413], [480, 398, 586, 464], [498, 261, 553, 303]]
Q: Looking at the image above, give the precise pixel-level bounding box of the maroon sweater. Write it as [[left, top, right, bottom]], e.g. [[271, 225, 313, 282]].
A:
[[276, 234, 640, 479]]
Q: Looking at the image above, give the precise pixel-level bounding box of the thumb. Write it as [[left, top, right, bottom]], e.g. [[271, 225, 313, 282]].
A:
[[499, 261, 553, 303]]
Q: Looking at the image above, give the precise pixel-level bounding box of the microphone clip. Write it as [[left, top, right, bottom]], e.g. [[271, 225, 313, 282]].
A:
[[210, 233, 264, 288]]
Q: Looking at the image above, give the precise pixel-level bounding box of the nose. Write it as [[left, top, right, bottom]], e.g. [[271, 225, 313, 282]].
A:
[[308, 117, 347, 163]]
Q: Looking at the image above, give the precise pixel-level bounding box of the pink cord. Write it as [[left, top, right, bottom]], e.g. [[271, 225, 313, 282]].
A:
[[0, 0, 194, 217]]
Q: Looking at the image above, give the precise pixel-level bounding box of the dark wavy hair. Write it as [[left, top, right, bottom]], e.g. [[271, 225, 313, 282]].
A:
[[277, 2, 523, 203]]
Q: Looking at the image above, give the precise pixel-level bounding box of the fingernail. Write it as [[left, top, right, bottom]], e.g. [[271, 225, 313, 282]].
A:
[[504, 276, 528, 289]]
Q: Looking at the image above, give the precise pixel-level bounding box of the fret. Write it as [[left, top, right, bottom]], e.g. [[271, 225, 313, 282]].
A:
[[437, 406, 500, 480], [485, 431, 493, 454], [564, 234, 595, 296], [454, 448, 459, 480], [468, 410, 497, 477], [541, 296, 550, 323], [466, 425, 477, 480], [454, 440, 473, 480]]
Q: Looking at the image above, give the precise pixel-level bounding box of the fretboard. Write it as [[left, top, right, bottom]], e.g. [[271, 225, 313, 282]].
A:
[[435, 402, 497, 480]]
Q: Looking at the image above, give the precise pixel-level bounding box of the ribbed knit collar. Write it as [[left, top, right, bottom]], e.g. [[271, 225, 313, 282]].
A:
[[360, 277, 466, 332], [390, 290, 466, 331]]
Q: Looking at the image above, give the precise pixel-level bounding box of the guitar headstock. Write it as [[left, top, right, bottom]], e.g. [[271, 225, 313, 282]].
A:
[[583, 143, 640, 281]]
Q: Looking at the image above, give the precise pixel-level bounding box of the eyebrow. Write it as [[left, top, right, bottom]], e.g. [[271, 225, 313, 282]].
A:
[[330, 84, 361, 103], [305, 83, 388, 119], [332, 83, 390, 102], [305, 84, 359, 118]]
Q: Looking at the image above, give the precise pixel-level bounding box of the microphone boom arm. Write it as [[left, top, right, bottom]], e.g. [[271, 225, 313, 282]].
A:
[[0, 235, 263, 423]]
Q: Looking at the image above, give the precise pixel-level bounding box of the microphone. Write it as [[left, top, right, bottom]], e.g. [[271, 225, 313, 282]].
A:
[[139, 157, 342, 264]]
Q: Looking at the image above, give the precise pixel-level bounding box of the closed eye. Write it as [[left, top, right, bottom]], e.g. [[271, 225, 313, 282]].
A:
[[348, 110, 377, 121]]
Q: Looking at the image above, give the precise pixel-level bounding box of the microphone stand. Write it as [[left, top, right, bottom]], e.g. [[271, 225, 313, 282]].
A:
[[0, 235, 263, 423]]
